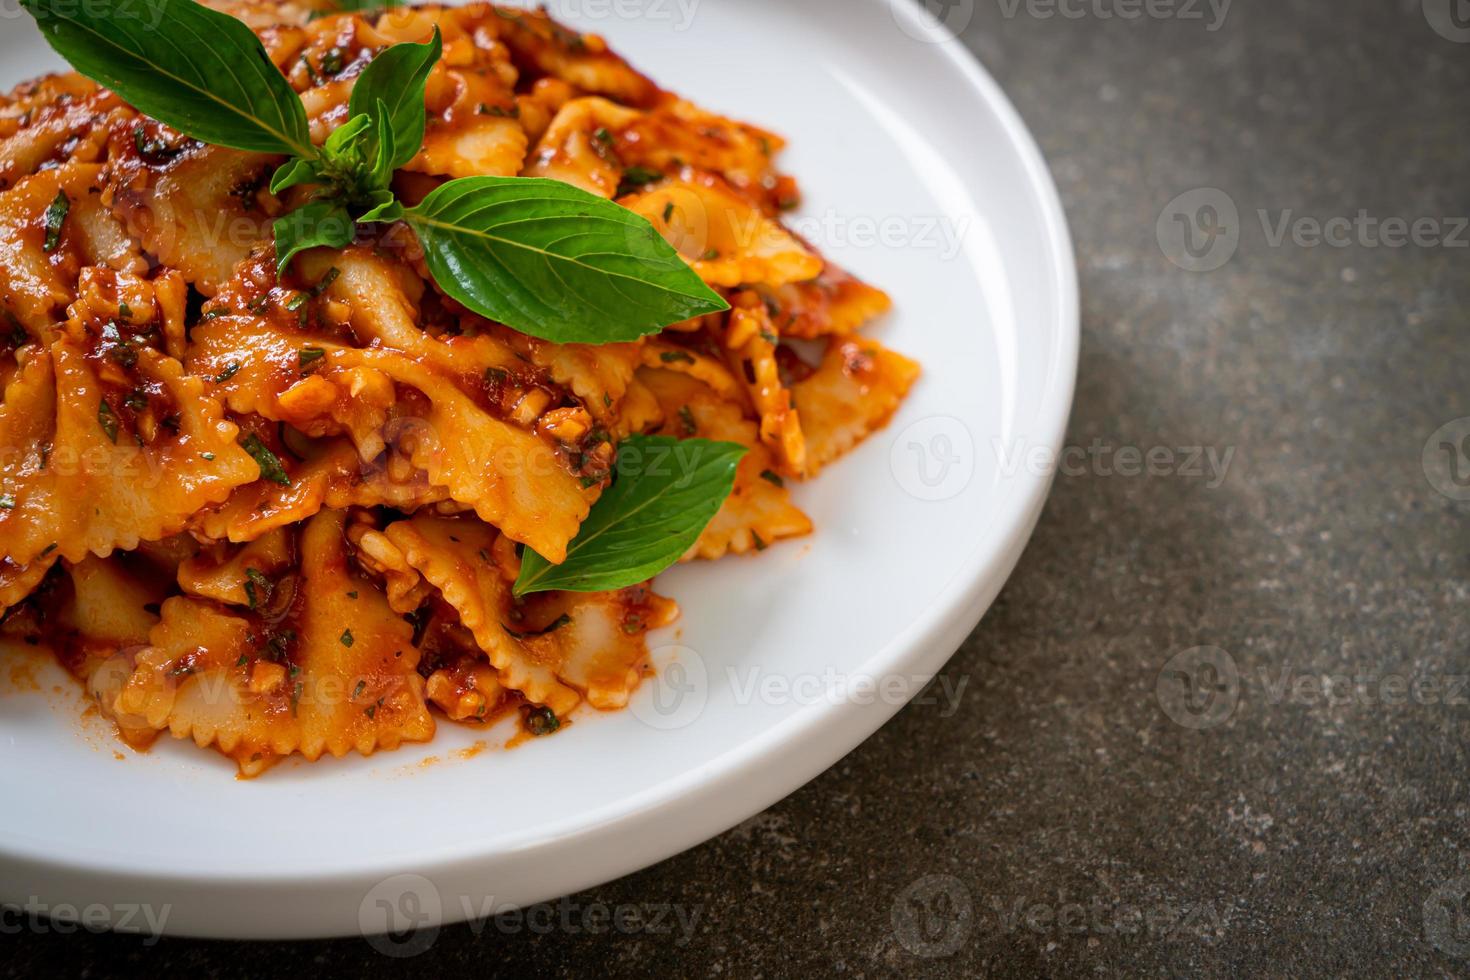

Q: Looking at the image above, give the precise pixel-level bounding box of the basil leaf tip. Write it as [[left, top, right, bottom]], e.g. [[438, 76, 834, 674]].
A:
[[514, 434, 746, 596], [348, 26, 441, 173]]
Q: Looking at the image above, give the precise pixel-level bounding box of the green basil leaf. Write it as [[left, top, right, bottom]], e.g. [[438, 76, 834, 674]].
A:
[[240, 434, 291, 486], [22, 0, 313, 157], [322, 112, 373, 161], [274, 198, 355, 272], [402, 177, 729, 344], [514, 435, 746, 595], [364, 99, 397, 190], [332, 0, 404, 10], [270, 158, 322, 196], [42, 191, 69, 252], [359, 193, 403, 223], [348, 29, 440, 172]]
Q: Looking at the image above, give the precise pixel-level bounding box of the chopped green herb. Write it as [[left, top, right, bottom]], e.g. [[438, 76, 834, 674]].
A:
[[752, 531, 767, 551], [404, 606, 431, 646], [353, 679, 367, 699], [97, 400, 118, 443], [3, 311, 27, 348], [340, 627, 354, 647], [615, 166, 662, 198], [123, 389, 147, 411], [662, 201, 675, 223], [702, 248, 720, 261], [525, 706, 561, 736], [240, 433, 291, 486], [201, 452, 215, 461], [677, 405, 697, 436], [660, 350, 695, 365], [346, 590, 358, 600], [214, 361, 241, 383], [132, 124, 179, 161], [284, 292, 309, 311], [264, 628, 296, 662], [603, 391, 613, 408], [236, 654, 249, 667], [759, 469, 785, 488], [244, 567, 272, 610], [298, 346, 326, 370], [313, 267, 340, 294], [621, 616, 641, 635], [502, 613, 572, 640], [117, 301, 132, 321], [42, 191, 69, 252], [321, 47, 345, 75], [0, 494, 14, 510]]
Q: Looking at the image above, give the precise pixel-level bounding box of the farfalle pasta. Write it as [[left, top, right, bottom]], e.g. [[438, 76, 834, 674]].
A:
[[0, 0, 918, 776]]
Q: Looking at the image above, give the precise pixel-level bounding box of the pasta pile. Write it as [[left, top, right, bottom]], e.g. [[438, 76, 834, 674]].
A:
[[0, 1, 919, 776]]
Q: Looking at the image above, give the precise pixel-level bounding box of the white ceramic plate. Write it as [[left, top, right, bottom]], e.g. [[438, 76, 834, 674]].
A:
[[0, 0, 1076, 940]]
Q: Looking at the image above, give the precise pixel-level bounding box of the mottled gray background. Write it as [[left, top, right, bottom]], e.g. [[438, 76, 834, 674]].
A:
[[8, 0, 1470, 976]]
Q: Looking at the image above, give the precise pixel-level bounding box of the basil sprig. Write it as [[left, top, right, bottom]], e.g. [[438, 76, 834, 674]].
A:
[[22, 0, 728, 344], [515, 435, 747, 595]]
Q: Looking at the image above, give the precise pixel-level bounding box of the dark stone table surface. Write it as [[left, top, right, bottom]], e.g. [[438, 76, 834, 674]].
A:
[[8, 0, 1469, 975]]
